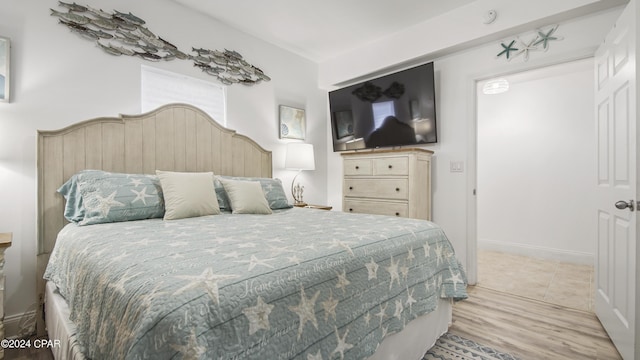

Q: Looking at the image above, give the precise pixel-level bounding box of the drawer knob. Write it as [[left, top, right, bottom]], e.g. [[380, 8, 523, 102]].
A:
[[395, 187, 400, 192], [388, 165, 393, 169], [355, 166, 359, 170], [349, 186, 353, 190], [349, 208, 353, 212], [395, 212, 400, 216]]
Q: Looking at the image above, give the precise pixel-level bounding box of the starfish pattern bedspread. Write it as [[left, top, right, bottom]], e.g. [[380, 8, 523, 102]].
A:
[[44, 208, 467, 359]]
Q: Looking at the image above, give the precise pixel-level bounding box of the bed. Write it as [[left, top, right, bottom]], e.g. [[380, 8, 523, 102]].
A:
[[36, 103, 467, 359]]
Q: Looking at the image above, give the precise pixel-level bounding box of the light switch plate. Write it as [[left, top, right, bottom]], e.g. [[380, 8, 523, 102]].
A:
[[450, 161, 464, 173]]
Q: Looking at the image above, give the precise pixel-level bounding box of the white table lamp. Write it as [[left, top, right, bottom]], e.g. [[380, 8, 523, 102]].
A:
[[285, 143, 315, 206]]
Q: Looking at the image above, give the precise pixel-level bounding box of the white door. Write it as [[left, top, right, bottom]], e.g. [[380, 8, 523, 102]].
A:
[[594, 1, 638, 359]]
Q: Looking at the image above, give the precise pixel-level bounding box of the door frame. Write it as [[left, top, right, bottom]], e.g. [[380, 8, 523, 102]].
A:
[[465, 50, 598, 285]]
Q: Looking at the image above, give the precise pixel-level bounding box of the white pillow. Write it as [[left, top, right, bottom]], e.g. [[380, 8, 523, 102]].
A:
[[156, 170, 220, 220], [218, 178, 273, 214]]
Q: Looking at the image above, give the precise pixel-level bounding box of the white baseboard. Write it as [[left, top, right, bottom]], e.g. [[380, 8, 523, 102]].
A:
[[5, 310, 37, 339], [478, 239, 594, 265]]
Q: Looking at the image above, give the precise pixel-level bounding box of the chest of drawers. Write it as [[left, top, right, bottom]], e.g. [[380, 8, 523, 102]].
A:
[[341, 148, 433, 220]]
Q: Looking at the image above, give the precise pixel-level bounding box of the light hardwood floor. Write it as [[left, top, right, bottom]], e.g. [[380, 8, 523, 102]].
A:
[[478, 250, 594, 311], [465, 249, 619, 359], [4, 337, 53, 360], [450, 285, 621, 359]]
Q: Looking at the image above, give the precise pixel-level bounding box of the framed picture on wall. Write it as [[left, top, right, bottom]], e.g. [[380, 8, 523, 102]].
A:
[[0, 36, 10, 103], [333, 110, 354, 139], [279, 105, 305, 140]]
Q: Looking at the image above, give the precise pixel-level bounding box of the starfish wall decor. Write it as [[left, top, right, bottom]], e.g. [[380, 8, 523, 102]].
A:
[[497, 40, 518, 60], [496, 25, 563, 62]]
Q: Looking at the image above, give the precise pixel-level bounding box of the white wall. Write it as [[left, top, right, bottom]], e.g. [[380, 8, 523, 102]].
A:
[[0, 0, 326, 336], [323, 8, 624, 279], [477, 59, 595, 264], [318, 0, 627, 88]]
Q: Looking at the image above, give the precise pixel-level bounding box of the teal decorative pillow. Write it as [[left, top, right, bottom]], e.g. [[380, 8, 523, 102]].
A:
[[75, 171, 165, 225], [58, 170, 99, 223], [216, 176, 291, 210], [213, 177, 230, 210]]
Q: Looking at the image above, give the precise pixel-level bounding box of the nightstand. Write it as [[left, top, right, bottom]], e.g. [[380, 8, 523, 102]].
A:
[[0, 233, 12, 359], [294, 204, 332, 210]]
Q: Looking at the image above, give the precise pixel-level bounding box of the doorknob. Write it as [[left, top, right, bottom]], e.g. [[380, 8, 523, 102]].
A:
[[615, 200, 636, 212]]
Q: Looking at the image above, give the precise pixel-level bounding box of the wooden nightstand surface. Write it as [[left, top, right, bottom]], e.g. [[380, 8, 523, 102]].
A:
[[0, 233, 12, 248], [294, 204, 333, 210]]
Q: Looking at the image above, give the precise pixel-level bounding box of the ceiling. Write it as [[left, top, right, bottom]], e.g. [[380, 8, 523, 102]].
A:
[[171, 0, 478, 62]]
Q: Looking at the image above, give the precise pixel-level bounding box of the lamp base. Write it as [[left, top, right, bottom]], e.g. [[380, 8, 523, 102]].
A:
[[291, 171, 307, 207]]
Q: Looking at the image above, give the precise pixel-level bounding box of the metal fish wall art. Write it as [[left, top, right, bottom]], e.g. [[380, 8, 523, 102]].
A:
[[57, 1, 87, 12], [190, 47, 270, 85], [51, 1, 271, 86]]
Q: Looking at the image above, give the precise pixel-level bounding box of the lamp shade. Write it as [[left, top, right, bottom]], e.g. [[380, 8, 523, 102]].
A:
[[285, 143, 315, 170]]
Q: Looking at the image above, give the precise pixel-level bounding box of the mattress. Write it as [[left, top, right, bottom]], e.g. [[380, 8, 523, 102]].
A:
[[44, 208, 467, 359]]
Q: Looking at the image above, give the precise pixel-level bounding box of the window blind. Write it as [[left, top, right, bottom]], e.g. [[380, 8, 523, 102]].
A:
[[141, 65, 227, 125]]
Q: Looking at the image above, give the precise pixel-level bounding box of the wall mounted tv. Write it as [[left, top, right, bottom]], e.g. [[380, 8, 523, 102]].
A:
[[329, 62, 437, 152]]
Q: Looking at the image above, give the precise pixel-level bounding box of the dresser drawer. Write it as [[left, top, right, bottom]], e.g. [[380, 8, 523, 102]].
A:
[[344, 178, 408, 199], [344, 159, 372, 176], [373, 156, 409, 175], [344, 199, 409, 217]]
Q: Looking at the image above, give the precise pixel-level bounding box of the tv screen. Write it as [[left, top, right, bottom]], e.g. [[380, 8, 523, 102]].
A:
[[329, 62, 437, 152]]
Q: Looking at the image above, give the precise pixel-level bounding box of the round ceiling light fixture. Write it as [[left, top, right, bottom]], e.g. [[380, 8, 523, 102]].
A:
[[482, 78, 509, 94]]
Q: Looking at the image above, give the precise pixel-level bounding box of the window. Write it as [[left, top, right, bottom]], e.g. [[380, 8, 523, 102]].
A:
[[141, 65, 227, 125], [371, 101, 396, 129]]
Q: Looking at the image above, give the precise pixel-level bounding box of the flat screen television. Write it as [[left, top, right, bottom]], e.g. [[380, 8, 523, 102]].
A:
[[329, 62, 437, 152]]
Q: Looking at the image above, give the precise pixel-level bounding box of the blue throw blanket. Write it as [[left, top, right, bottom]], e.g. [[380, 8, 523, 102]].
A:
[[44, 208, 467, 359]]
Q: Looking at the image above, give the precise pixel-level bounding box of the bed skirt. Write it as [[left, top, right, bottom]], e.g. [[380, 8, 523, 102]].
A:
[[45, 281, 86, 360]]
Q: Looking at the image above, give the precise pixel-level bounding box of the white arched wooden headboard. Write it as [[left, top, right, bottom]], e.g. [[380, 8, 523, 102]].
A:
[[36, 103, 272, 333]]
